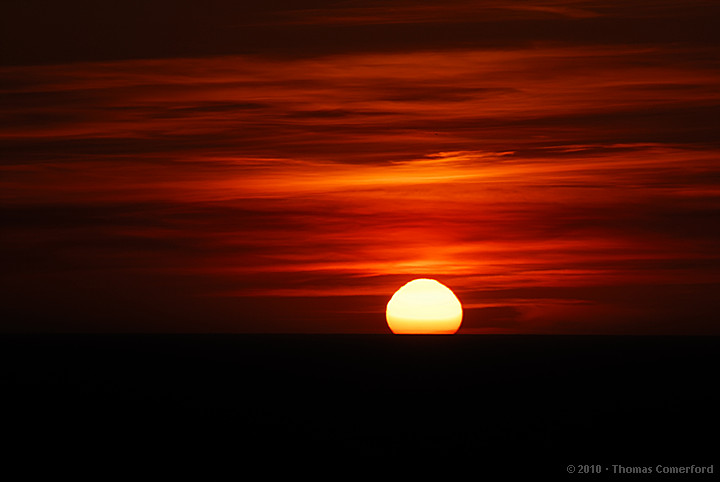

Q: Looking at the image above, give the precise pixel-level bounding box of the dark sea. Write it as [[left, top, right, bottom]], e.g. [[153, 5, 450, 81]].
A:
[[2, 334, 717, 478]]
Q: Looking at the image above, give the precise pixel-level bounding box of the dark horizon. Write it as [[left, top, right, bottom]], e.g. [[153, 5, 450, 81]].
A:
[[2, 333, 718, 475]]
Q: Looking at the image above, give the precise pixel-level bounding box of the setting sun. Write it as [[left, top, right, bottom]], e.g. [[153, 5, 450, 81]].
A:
[[386, 279, 463, 334]]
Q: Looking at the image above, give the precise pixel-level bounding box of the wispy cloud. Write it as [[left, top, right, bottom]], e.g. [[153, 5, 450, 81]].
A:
[[262, 0, 604, 26]]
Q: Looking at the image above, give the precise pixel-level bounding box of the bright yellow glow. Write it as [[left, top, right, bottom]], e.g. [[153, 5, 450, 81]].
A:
[[386, 278, 463, 334]]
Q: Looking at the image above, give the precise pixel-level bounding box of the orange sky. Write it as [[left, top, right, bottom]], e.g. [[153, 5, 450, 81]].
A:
[[2, 1, 719, 333]]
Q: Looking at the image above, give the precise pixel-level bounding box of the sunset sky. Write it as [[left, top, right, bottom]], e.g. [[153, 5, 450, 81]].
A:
[[2, 0, 719, 333]]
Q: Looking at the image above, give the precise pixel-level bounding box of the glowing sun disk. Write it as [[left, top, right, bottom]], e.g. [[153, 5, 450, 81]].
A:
[[386, 278, 463, 334]]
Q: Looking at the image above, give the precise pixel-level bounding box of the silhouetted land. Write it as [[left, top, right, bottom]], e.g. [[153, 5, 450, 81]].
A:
[[1, 335, 717, 477]]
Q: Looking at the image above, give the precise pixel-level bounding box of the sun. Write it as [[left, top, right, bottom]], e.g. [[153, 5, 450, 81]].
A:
[[386, 278, 463, 334]]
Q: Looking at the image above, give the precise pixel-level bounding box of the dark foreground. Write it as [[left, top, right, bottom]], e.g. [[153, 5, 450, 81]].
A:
[[1, 335, 718, 477]]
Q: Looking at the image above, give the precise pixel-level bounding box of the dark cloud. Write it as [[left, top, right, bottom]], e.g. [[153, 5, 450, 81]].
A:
[[2, 1, 719, 65]]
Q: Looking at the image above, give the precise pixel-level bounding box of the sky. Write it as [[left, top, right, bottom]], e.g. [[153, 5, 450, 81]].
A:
[[2, 0, 719, 333]]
